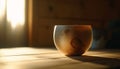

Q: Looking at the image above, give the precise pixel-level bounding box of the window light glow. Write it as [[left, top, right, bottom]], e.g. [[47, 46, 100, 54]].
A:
[[0, 0, 6, 20], [7, 0, 25, 29]]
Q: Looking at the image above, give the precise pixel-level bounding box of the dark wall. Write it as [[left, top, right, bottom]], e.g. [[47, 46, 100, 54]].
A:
[[28, 0, 120, 48]]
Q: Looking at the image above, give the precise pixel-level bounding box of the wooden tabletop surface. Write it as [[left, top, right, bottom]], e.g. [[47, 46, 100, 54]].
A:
[[0, 47, 120, 69]]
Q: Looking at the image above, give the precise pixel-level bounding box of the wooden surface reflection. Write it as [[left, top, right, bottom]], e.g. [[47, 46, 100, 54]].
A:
[[0, 47, 120, 69]]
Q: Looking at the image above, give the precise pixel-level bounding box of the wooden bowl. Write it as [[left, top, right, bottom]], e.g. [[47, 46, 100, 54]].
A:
[[53, 25, 93, 56]]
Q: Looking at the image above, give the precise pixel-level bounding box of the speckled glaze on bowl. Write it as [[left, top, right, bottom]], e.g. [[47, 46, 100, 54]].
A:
[[53, 25, 93, 56]]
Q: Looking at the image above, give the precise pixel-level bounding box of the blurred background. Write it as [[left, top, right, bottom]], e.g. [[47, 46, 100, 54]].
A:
[[0, 0, 120, 49]]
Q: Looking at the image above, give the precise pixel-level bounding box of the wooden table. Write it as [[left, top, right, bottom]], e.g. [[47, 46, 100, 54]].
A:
[[0, 47, 120, 69]]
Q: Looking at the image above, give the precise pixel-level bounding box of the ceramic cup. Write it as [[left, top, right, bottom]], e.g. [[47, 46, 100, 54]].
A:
[[53, 25, 93, 56]]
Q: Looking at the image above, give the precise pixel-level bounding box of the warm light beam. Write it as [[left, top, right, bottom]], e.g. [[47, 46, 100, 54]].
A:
[[0, 0, 6, 20], [7, 0, 25, 29]]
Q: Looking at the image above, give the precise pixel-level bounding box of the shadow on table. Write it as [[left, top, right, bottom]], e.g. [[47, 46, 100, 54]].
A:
[[68, 55, 120, 69]]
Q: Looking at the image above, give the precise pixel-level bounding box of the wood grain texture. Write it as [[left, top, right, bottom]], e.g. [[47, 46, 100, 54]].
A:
[[0, 47, 120, 69], [28, 0, 120, 47]]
